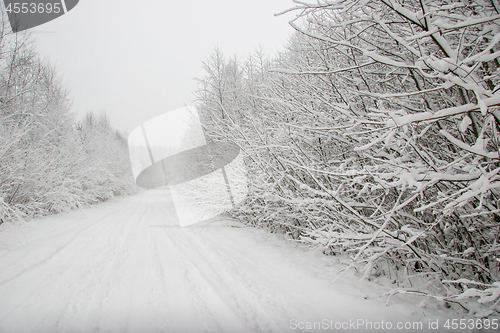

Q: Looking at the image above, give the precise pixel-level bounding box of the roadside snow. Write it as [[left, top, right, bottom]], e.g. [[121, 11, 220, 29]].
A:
[[0, 189, 473, 332]]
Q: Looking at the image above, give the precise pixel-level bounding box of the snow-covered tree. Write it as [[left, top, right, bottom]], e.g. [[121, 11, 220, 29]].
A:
[[196, 0, 500, 315], [0, 16, 136, 224]]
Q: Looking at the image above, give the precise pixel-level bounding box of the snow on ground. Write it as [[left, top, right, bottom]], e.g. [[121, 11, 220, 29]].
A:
[[0, 189, 481, 332]]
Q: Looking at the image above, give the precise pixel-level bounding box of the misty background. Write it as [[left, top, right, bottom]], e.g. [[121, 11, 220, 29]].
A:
[[33, 0, 295, 133]]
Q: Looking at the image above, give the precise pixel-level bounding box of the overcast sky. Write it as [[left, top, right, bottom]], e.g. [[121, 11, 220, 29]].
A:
[[32, 0, 297, 134]]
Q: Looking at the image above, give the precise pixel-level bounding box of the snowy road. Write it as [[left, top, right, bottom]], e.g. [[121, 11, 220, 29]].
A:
[[1, 189, 456, 332]]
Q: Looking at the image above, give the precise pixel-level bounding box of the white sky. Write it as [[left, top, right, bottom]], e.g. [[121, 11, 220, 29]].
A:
[[32, 0, 297, 134]]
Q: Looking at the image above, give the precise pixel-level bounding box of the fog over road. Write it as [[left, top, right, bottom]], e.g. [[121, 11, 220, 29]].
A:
[[0, 190, 455, 332]]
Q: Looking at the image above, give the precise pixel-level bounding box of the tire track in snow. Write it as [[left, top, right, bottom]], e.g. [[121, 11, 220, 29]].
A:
[[184, 229, 296, 331], [159, 227, 289, 333], [147, 235, 174, 333], [80, 207, 150, 333], [0, 206, 127, 286], [155, 229, 247, 332], [0, 200, 147, 332]]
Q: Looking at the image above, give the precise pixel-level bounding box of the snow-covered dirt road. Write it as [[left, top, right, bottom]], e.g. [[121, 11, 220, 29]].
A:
[[1, 189, 460, 332]]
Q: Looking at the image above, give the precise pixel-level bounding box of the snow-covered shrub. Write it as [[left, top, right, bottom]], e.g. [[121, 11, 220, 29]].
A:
[[196, 0, 500, 316]]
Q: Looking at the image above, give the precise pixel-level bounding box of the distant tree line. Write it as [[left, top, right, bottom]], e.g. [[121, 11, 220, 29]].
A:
[[0, 17, 136, 224], [196, 0, 500, 316]]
